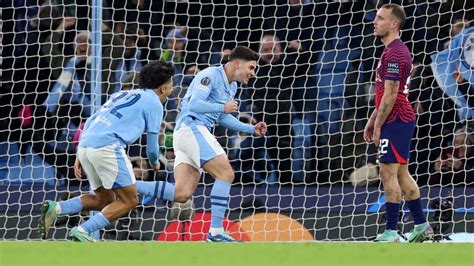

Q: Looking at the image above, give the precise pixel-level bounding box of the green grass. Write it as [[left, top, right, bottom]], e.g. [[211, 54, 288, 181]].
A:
[[1, 242, 473, 266]]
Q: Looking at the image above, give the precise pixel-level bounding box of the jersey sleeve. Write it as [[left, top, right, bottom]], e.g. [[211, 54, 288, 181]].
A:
[[188, 75, 225, 113], [146, 132, 159, 167], [218, 113, 255, 134], [145, 99, 163, 134], [383, 52, 402, 81]]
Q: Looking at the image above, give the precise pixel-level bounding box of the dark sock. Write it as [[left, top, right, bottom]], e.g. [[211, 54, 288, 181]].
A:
[[406, 198, 426, 225], [385, 202, 400, 230]]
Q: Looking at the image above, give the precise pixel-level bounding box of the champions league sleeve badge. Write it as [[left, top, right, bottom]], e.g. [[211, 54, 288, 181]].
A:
[[201, 77, 211, 86]]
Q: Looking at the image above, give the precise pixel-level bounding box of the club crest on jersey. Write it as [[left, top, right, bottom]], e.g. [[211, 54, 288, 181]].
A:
[[201, 77, 211, 86], [387, 61, 400, 74]]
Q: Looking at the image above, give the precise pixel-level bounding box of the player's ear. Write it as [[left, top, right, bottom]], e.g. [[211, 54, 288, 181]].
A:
[[234, 60, 240, 70], [158, 85, 165, 94]]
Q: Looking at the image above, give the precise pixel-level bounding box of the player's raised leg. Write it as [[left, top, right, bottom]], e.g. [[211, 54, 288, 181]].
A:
[[398, 164, 433, 242], [375, 163, 402, 242]]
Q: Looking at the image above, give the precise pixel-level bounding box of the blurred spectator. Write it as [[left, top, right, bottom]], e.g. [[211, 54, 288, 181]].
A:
[[430, 126, 474, 186], [121, 71, 140, 91], [130, 156, 153, 181], [263, 0, 321, 57], [40, 14, 77, 80], [164, 86, 187, 125], [181, 26, 222, 70], [407, 61, 457, 185], [160, 26, 220, 86], [251, 34, 313, 182], [9, 3, 64, 131], [158, 130, 176, 177], [452, 65, 474, 112], [160, 26, 192, 86], [14, 31, 94, 182], [110, 0, 163, 51], [43, 31, 94, 130], [397, 0, 438, 62], [19, 28, 122, 183], [111, 24, 158, 93], [444, 14, 471, 50], [432, 26, 474, 124], [228, 113, 278, 185]]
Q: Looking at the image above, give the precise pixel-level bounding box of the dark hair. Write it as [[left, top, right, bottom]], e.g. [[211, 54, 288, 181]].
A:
[[37, 4, 62, 31], [382, 4, 406, 30], [138, 60, 175, 89], [451, 12, 472, 25], [229, 46, 259, 62]]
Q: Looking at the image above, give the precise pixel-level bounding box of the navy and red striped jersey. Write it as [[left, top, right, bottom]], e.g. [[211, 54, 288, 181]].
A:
[[375, 38, 416, 124]]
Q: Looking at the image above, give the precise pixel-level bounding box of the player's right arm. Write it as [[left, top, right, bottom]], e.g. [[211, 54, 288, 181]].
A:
[[373, 79, 399, 146], [188, 76, 238, 114], [364, 109, 377, 143]]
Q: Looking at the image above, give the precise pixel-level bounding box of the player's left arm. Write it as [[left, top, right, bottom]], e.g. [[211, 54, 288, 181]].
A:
[[144, 100, 163, 170], [146, 133, 160, 171], [218, 113, 255, 134], [218, 114, 267, 136]]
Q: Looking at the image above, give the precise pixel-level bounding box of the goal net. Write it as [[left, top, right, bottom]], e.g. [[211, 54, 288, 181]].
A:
[[1, 0, 473, 242]]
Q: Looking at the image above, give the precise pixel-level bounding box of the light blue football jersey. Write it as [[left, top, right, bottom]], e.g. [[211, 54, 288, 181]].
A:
[[176, 65, 238, 131], [79, 89, 163, 148]]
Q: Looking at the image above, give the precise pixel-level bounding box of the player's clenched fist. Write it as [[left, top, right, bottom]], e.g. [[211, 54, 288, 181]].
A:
[[224, 101, 238, 113], [254, 121, 268, 136]]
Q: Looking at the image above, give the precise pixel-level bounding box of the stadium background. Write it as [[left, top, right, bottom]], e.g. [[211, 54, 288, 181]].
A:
[[1, 0, 474, 246]]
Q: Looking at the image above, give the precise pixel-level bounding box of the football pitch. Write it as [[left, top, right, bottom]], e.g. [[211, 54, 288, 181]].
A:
[[0, 242, 472, 266]]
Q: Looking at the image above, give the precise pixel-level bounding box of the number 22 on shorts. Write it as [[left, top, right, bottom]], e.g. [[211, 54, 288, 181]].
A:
[[379, 139, 389, 157]]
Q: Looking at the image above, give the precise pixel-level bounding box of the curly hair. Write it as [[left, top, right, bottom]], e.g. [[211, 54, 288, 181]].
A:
[[138, 60, 175, 89]]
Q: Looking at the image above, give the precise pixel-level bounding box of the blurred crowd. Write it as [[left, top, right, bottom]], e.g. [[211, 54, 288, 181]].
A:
[[1, 0, 473, 187]]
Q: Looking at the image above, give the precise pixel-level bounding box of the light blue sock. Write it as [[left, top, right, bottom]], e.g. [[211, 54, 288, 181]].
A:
[[136, 180, 175, 201], [79, 212, 110, 234], [58, 197, 83, 215], [210, 180, 231, 229]]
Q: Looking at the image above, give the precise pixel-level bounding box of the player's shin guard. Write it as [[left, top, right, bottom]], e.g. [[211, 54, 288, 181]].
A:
[[210, 180, 231, 232], [385, 202, 400, 230], [406, 198, 426, 225], [79, 212, 110, 234], [58, 197, 83, 215]]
